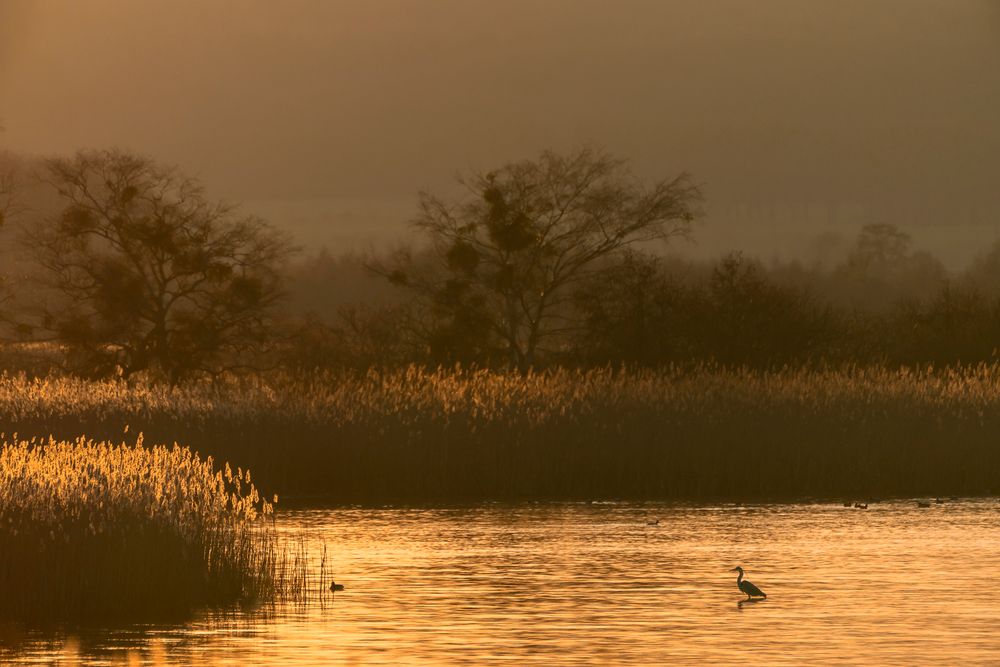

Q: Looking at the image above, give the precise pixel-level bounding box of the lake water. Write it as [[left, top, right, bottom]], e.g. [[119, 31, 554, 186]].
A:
[[3, 500, 999, 665]]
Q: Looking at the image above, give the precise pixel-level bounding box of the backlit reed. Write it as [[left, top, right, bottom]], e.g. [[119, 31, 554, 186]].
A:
[[0, 364, 997, 500], [0, 435, 284, 624]]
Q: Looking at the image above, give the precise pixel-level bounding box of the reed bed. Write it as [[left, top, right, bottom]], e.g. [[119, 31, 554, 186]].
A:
[[0, 364, 998, 501], [0, 435, 288, 624]]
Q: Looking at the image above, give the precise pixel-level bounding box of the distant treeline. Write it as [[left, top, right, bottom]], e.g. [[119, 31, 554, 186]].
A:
[[285, 228, 1000, 372], [2, 146, 1000, 378]]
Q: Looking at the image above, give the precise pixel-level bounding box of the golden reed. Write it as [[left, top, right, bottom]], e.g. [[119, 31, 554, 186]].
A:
[[0, 434, 290, 624], [0, 363, 997, 501]]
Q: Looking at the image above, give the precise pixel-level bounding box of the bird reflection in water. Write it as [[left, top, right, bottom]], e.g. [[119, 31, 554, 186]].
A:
[[737, 598, 764, 609]]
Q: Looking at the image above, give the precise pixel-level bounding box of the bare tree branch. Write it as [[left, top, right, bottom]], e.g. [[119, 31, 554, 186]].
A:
[[13, 149, 295, 381], [378, 147, 701, 370]]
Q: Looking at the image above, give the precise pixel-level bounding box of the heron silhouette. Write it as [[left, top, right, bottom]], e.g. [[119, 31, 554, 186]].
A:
[[730, 566, 766, 601]]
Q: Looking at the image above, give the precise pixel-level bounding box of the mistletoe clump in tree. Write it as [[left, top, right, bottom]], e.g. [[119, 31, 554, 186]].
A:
[[384, 147, 701, 369]]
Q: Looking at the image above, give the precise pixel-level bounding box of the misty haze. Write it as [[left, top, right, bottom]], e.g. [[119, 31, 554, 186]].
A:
[[3, 0, 999, 266], [1, 1, 1000, 665]]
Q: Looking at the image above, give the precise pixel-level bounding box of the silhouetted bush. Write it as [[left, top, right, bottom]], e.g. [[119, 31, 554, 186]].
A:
[[888, 286, 1000, 366], [574, 252, 840, 368]]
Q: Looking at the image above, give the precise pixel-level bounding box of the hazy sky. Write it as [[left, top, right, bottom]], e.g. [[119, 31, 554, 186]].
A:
[[1, 0, 998, 265]]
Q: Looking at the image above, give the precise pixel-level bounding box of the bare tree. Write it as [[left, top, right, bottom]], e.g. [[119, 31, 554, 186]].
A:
[[833, 223, 946, 312], [19, 149, 294, 381], [0, 153, 21, 228], [0, 124, 17, 226], [850, 223, 912, 270], [380, 147, 701, 369]]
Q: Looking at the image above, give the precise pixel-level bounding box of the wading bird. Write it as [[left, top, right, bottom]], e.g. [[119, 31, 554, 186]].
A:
[[730, 566, 766, 601]]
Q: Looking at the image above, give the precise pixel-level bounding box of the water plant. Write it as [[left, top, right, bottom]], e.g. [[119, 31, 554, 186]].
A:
[[0, 435, 284, 624], [0, 363, 997, 501]]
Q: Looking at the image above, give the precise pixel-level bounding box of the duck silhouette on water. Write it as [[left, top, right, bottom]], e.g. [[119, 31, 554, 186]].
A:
[[330, 581, 345, 592]]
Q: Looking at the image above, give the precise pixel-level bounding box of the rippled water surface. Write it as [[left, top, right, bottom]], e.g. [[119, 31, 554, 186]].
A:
[[4, 501, 1000, 665]]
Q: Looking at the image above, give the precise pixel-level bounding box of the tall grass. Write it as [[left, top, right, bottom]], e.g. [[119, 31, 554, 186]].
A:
[[0, 435, 287, 624], [0, 364, 998, 501]]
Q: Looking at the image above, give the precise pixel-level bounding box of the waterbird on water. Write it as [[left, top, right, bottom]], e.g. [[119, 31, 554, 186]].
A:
[[646, 519, 659, 526], [330, 581, 345, 592], [916, 501, 931, 508], [854, 503, 868, 509], [730, 567, 766, 601]]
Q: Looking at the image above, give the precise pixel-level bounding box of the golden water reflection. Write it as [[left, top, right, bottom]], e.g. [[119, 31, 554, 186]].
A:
[[3, 501, 1000, 665]]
